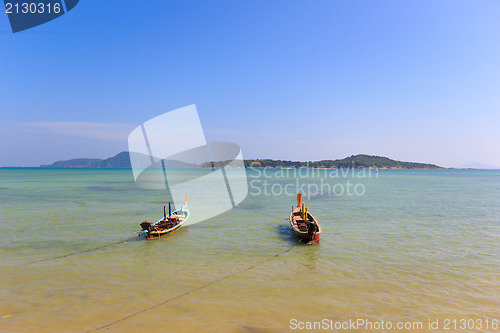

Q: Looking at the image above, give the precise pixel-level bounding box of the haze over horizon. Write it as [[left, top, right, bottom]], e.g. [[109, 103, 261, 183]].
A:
[[27, 151, 499, 170], [1, 1, 499, 168]]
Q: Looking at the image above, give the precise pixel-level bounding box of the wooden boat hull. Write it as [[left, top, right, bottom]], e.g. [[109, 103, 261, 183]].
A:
[[142, 205, 190, 239], [289, 207, 322, 243]]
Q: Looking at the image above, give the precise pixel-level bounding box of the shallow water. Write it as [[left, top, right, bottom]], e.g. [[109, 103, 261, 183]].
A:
[[1, 168, 499, 332]]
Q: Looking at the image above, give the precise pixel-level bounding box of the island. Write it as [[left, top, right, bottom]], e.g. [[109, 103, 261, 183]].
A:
[[40, 152, 443, 169]]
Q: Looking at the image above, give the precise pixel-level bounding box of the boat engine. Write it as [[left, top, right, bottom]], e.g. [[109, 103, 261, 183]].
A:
[[140, 220, 154, 232], [307, 222, 316, 236]]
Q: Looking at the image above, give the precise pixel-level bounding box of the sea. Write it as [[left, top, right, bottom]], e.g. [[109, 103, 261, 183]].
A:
[[1, 168, 499, 332]]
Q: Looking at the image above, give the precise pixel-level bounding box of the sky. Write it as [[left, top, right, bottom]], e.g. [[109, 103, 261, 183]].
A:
[[1, 0, 499, 167]]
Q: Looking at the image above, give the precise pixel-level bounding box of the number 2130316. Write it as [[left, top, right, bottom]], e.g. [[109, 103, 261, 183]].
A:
[[5, 2, 62, 14]]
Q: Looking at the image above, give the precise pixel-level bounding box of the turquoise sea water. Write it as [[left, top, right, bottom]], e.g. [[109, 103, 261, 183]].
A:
[[1, 168, 499, 332]]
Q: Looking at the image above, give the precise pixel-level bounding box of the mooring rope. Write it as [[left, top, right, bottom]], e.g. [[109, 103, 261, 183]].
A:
[[26, 232, 141, 265], [86, 244, 297, 332]]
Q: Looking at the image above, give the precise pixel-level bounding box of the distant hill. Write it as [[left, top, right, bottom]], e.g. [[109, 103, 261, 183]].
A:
[[40, 152, 198, 168], [40, 152, 443, 169], [41, 151, 132, 168]]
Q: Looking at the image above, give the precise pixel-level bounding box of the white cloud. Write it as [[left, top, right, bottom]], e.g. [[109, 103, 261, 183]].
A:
[[20, 121, 134, 141]]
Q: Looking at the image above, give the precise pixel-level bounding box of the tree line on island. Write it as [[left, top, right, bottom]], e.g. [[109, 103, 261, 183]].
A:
[[205, 154, 442, 169], [40, 152, 443, 169]]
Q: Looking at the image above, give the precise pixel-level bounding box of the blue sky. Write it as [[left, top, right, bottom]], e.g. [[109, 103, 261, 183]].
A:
[[1, 0, 499, 167]]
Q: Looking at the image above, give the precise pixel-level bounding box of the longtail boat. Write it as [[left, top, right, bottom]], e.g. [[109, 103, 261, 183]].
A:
[[140, 195, 190, 239], [289, 193, 321, 243]]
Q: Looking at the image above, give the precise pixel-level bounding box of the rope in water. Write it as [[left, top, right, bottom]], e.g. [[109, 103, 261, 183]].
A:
[[27, 232, 141, 265], [87, 244, 297, 332]]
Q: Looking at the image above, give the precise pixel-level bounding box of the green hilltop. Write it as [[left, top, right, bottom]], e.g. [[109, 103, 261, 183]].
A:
[[205, 154, 443, 169]]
